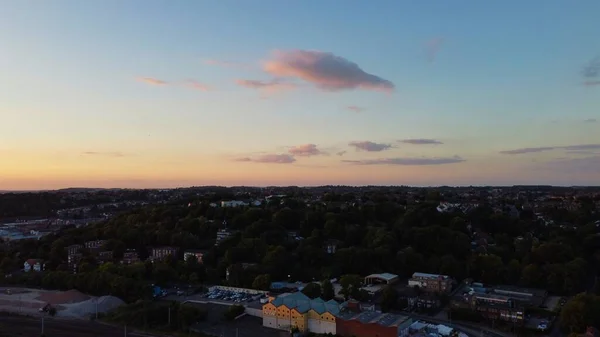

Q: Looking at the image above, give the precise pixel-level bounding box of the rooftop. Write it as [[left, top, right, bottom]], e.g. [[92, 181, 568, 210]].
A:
[[365, 273, 399, 282], [412, 272, 449, 280], [269, 292, 341, 315]]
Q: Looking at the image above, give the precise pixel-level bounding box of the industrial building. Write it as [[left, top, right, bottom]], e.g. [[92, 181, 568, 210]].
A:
[[262, 291, 412, 337], [336, 310, 412, 337], [408, 272, 453, 293], [262, 292, 340, 334], [450, 282, 547, 325]]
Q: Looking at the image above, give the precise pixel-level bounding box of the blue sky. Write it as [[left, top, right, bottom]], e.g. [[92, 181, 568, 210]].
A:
[[0, 1, 599, 189]]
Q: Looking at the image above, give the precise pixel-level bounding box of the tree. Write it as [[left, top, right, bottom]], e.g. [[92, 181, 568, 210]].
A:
[[321, 279, 335, 300], [380, 286, 398, 312], [302, 283, 322, 299], [252, 274, 271, 291], [559, 293, 600, 332], [339, 274, 362, 300]]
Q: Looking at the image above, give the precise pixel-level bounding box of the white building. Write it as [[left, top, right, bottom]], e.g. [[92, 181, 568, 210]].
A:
[[221, 200, 248, 207], [24, 259, 44, 272]]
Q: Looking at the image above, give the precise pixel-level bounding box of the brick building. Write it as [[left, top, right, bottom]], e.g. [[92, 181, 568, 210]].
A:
[[408, 272, 452, 293]]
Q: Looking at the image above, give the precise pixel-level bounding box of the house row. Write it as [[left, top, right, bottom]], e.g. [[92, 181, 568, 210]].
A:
[[262, 292, 412, 337]]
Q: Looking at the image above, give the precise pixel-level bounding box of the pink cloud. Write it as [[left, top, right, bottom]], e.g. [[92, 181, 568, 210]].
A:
[[583, 81, 600, 87], [263, 50, 394, 92], [425, 38, 445, 63], [288, 144, 324, 157], [347, 106, 365, 113], [137, 77, 168, 85], [184, 80, 211, 91], [233, 154, 296, 164], [236, 78, 296, 95], [349, 141, 392, 152]]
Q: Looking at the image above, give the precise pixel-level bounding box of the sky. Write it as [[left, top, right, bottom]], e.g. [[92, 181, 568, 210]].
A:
[[0, 0, 599, 189]]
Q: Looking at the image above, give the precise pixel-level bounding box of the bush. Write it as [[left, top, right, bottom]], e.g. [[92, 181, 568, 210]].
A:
[[223, 305, 245, 321]]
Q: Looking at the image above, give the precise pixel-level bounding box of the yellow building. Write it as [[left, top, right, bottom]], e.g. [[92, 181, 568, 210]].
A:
[[262, 292, 340, 334]]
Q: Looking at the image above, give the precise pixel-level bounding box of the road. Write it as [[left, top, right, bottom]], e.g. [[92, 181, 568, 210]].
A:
[[410, 314, 515, 337], [0, 315, 164, 337]]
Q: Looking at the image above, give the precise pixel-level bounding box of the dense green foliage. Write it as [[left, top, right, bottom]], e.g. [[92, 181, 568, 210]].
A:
[[559, 293, 600, 332], [2, 190, 598, 299]]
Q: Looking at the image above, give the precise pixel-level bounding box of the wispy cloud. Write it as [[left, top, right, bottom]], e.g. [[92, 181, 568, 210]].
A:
[[425, 37, 444, 63], [288, 144, 325, 157], [347, 106, 366, 113], [349, 141, 392, 152], [184, 80, 211, 91], [137, 77, 168, 86], [582, 56, 600, 78], [263, 50, 394, 92], [400, 138, 443, 145], [584, 118, 597, 123], [343, 155, 465, 166], [82, 151, 127, 158], [233, 154, 296, 164], [336, 151, 347, 156], [236, 78, 297, 95], [581, 57, 600, 86], [583, 81, 600, 87], [500, 144, 600, 155]]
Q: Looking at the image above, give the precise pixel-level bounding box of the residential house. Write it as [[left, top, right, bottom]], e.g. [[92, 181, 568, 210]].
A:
[[184, 250, 204, 264], [151, 246, 178, 261], [23, 259, 44, 272], [85, 240, 106, 252], [98, 251, 113, 263], [121, 249, 139, 265], [68, 253, 83, 267], [66, 244, 83, 256]]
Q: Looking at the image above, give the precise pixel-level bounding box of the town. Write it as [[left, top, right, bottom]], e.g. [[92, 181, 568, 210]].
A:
[[0, 185, 599, 337]]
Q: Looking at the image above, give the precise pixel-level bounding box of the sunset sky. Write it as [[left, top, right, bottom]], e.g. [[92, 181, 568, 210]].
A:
[[1, 1, 599, 190]]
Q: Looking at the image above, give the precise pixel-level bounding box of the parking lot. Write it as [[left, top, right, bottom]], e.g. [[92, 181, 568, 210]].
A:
[[203, 288, 265, 304]]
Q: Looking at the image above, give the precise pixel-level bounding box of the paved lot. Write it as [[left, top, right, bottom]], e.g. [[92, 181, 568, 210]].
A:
[[0, 315, 150, 337], [197, 316, 285, 337], [543, 296, 562, 311]]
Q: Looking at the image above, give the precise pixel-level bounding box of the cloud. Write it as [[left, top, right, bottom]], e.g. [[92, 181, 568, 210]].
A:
[[584, 118, 597, 123], [425, 37, 445, 63], [288, 144, 324, 157], [400, 139, 443, 145], [500, 144, 600, 155], [336, 151, 347, 156], [137, 77, 167, 85], [236, 78, 297, 95], [342, 155, 465, 166], [347, 106, 365, 113], [263, 50, 394, 92], [82, 151, 126, 157], [583, 81, 600, 87], [184, 80, 210, 91], [582, 56, 600, 78], [233, 154, 296, 164], [349, 141, 392, 152]]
